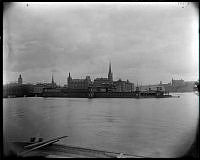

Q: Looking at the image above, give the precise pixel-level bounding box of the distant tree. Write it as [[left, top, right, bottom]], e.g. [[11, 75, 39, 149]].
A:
[[194, 80, 199, 92]]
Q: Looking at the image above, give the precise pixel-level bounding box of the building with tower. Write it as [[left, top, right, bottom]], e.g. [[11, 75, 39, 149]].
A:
[[67, 72, 72, 88], [92, 61, 134, 92], [93, 61, 115, 92], [51, 74, 56, 88], [18, 74, 23, 85], [67, 61, 114, 92], [67, 72, 92, 89]]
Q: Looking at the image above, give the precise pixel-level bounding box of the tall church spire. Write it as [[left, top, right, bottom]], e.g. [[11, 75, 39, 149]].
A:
[[52, 74, 54, 84], [108, 61, 113, 82], [51, 73, 56, 88], [68, 72, 72, 88], [109, 61, 111, 75]]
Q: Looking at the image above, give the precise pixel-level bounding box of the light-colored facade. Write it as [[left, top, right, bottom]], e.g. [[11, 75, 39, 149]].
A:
[[140, 84, 165, 92], [172, 78, 185, 87]]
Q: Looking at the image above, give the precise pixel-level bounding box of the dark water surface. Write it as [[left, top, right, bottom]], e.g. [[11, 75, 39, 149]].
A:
[[3, 93, 199, 158]]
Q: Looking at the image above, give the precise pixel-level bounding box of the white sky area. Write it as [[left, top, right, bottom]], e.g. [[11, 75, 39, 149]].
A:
[[3, 2, 199, 85]]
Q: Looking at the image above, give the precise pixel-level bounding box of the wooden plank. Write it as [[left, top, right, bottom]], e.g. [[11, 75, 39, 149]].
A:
[[24, 136, 68, 149], [20, 139, 60, 156]]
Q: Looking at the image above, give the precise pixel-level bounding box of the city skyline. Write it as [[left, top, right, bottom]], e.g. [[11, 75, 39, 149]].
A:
[[4, 66, 195, 86], [3, 2, 199, 85]]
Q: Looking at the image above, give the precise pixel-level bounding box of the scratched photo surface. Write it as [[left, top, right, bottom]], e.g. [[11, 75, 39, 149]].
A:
[[3, 2, 199, 158]]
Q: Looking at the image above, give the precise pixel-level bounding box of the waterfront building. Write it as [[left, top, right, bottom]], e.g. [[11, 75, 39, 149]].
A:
[[113, 79, 134, 92], [35, 82, 55, 88], [3, 83, 35, 97], [3, 84, 20, 97], [171, 78, 185, 87], [140, 84, 165, 92], [42, 87, 63, 97], [92, 62, 114, 92], [162, 79, 195, 93], [67, 73, 92, 89], [93, 78, 110, 86], [162, 83, 173, 92], [93, 78, 113, 92], [37, 75, 57, 89], [32, 83, 45, 95], [3, 75, 35, 97], [33, 75, 58, 95], [92, 62, 135, 93], [43, 88, 62, 93]]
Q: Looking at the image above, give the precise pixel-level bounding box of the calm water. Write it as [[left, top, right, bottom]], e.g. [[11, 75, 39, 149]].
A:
[[3, 93, 199, 158]]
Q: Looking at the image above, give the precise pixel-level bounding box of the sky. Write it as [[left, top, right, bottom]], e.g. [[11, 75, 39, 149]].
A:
[[3, 2, 199, 85]]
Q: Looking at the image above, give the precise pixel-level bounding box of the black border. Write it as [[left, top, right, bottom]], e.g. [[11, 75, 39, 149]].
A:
[[1, 1, 199, 159]]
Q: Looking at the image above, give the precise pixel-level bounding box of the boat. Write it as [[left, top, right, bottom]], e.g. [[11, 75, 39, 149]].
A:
[[7, 136, 146, 158]]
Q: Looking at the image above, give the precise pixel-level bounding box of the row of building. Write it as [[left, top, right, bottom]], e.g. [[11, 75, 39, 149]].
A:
[[4, 62, 194, 98], [66, 62, 135, 93], [3, 74, 57, 97], [3, 62, 136, 97]]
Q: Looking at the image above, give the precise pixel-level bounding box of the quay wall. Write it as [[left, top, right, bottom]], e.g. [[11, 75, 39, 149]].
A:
[[42, 91, 170, 98], [94, 92, 135, 98]]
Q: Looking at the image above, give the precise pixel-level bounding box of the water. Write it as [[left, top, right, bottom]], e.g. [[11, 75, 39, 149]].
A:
[[3, 93, 199, 158]]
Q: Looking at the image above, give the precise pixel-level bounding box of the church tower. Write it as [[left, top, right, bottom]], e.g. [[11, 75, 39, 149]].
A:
[[108, 61, 113, 82], [51, 74, 56, 88], [52, 74, 54, 85], [18, 74, 23, 85], [52, 74, 54, 84], [67, 72, 72, 88]]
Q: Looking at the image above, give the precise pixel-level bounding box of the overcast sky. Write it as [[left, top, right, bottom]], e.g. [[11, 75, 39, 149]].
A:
[[3, 2, 199, 85]]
